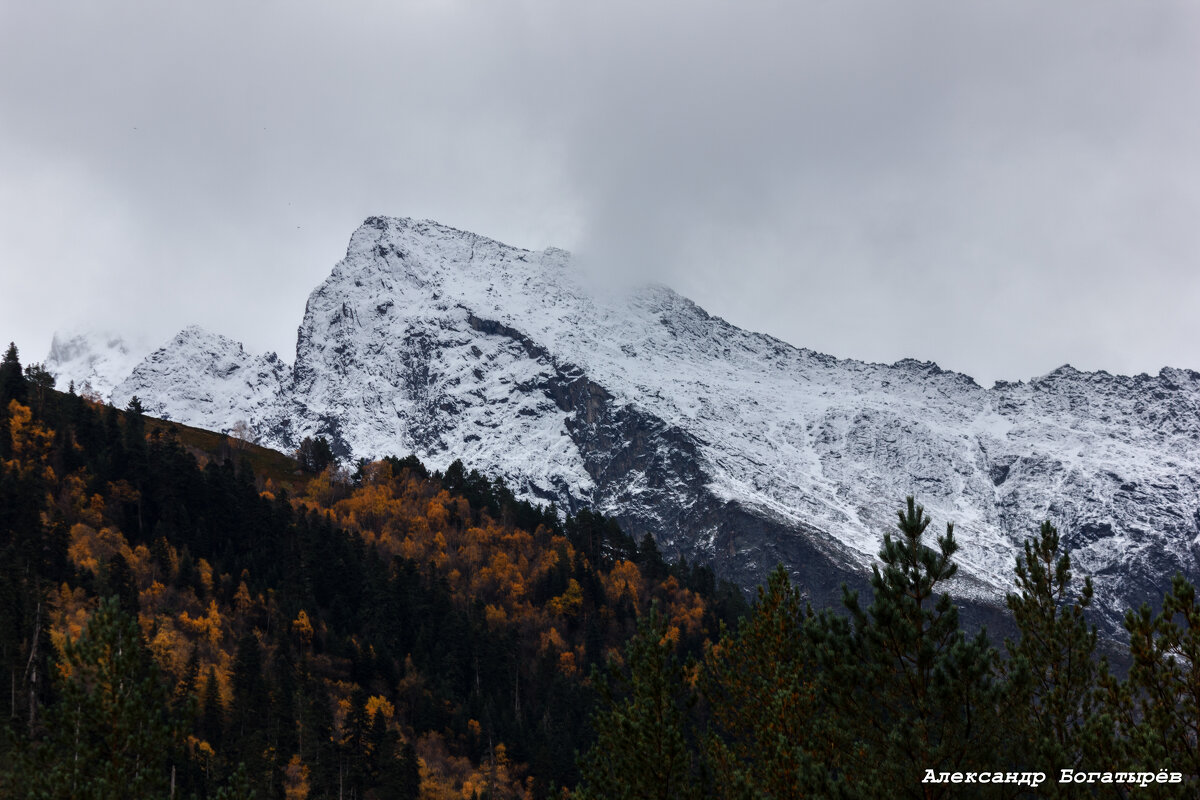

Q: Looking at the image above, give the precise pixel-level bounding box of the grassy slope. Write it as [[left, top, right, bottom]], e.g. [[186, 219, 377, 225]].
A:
[[140, 412, 311, 493]]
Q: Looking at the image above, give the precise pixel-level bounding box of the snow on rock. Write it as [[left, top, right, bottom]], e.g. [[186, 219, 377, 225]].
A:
[[61, 216, 1200, 631], [45, 330, 153, 400], [109, 325, 288, 442]]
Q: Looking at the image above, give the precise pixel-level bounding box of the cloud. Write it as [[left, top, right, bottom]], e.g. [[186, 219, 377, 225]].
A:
[[1, 1, 1198, 386]]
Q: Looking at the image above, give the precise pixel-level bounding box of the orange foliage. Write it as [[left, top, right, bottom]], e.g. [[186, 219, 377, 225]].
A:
[[484, 604, 507, 627], [138, 580, 169, 617], [233, 580, 253, 613], [425, 497, 449, 532], [328, 680, 359, 746], [302, 468, 335, 507], [399, 536, 422, 562], [292, 460, 713, 679], [106, 479, 140, 507], [603, 560, 642, 607], [25, 423, 718, 800], [292, 609, 314, 648], [538, 627, 567, 657], [57, 473, 102, 527], [129, 544, 154, 586], [148, 621, 191, 678], [547, 579, 583, 618], [6, 401, 54, 473], [67, 523, 133, 576], [365, 694, 395, 724], [655, 575, 708, 639], [48, 583, 93, 656], [196, 558, 214, 595], [178, 599, 224, 647], [341, 483, 394, 532], [283, 754, 310, 800], [417, 733, 530, 800]]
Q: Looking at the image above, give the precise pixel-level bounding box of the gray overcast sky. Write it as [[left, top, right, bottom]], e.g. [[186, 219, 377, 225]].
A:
[[2, 0, 1198, 388]]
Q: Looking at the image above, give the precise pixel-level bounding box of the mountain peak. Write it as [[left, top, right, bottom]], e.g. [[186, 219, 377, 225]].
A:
[[338, 216, 540, 291], [355, 215, 516, 250], [172, 323, 242, 350], [71, 218, 1200, 634], [45, 328, 152, 400], [108, 325, 288, 439]]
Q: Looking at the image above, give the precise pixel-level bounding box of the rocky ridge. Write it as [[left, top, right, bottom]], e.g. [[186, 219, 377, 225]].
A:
[[47, 217, 1200, 630]]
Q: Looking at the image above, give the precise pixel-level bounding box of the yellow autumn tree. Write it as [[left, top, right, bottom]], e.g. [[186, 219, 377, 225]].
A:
[[283, 754, 310, 800]]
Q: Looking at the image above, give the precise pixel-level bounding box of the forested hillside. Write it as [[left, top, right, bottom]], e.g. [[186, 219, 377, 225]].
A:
[[0, 343, 743, 798], [4, 338, 1200, 799]]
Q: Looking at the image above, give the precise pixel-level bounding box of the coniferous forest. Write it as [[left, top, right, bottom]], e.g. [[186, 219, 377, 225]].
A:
[[2, 340, 1200, 798]]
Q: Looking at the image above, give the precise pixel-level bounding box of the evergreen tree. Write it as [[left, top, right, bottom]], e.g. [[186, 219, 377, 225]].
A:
[[123, 396, 149, 487], [230, 631, 272, 790], [1002, 521, 1101, 794], [1113, 574, 1200, 797], [100, 404, 126, 481], [576, 604, 699, 800], [210, 762, 257, 800], [0, 342, 26, 406], [637, 532, 668, 582], [102, 552, 140, 615], [295, 435, 335, 474], [201, 666, 226, 751], [0, 398, 66, 747], [394, 740, 422, 800], [701, 565, 837, 800], [30, 597, 184, 800], [808, 497, 1001, 799], [23, 362, 55, 416], [0, 343, 25, 462]]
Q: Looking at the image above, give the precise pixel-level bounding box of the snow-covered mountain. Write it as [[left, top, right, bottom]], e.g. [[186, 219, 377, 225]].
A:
[[48, 217, 1200, 630], [108, 325, 289, 436], [46, 330, 152, 399]]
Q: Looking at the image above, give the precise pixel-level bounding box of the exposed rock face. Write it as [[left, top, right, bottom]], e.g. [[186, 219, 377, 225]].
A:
[[49, 217, 1200, 630], [107, 325, 289, 440]]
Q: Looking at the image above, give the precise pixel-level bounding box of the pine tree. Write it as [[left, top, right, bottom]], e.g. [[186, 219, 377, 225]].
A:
[[701, 564, 834, 800], [102, 552, 140, 615], [201, 666, 225, 751], [23, 362, 55, 416], [31, 597, 184, 800], [576, 604, 699, 800], [0, 342, 26, 406], [808, 497, 1001, 799], [1114, 574, 1200, 797], [637, 532, 668, 582], [0, 343, 25, 462], [395, 740, 422, 800], [296, 435, 335, 474], [0, 397, 67, 752], [123, 396, 149, 491], [230, 631, 273, 791], [1001, 521, 1101, 793]]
